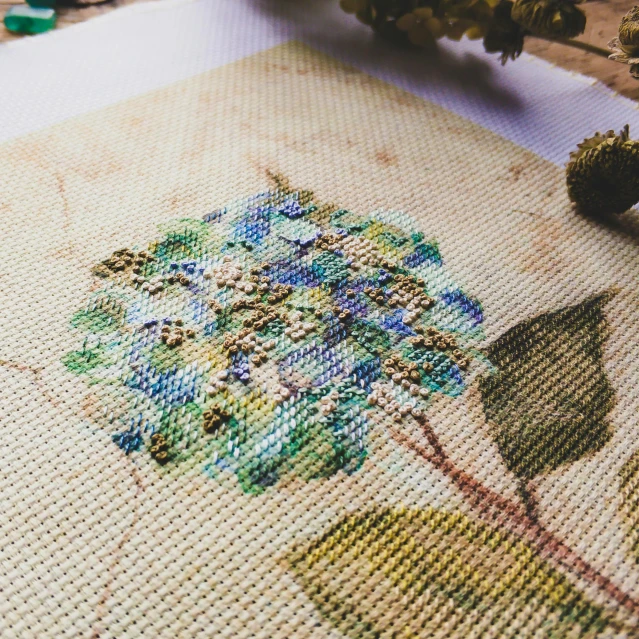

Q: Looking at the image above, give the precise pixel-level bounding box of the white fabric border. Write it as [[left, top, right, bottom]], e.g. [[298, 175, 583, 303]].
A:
[[1, 0, 638, 166]]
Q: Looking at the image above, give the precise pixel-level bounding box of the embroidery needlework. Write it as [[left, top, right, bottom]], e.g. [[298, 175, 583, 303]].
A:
[[64, 178, 483, 493]]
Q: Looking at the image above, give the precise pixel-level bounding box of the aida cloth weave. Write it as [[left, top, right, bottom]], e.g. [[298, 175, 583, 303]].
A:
[[2, 2, 639, 638]]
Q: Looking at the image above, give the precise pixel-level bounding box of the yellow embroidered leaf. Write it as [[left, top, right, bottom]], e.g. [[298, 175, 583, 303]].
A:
[[289, 507, 624, 638]]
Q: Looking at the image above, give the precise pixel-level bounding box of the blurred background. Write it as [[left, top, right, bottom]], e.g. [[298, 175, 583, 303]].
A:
[[1, 0, 637, 101]]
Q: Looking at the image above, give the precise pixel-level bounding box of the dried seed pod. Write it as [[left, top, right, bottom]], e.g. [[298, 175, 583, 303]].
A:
[[566, 125, 639, 215]]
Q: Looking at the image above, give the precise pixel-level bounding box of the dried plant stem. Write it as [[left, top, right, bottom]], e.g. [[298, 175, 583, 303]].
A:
[[531, 35, 611, 59], [387, 417, 639, 620]]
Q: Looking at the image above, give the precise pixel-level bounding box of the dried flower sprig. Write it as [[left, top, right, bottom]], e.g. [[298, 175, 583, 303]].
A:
[[483, 0, 526, 64], [566, 125, 639, 215], [338, 0, 620, 68], [341, 0, 500, 47]]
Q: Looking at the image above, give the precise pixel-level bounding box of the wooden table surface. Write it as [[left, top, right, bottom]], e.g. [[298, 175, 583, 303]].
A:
[[1, 0, 637, 102], [525, 0, 639, 102]]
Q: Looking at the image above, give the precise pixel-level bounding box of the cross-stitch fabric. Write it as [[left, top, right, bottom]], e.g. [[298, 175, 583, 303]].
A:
[[1, 2, 639, 638]]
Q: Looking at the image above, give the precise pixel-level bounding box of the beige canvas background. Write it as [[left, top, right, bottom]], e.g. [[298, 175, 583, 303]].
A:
[[0, 41, 638, 638]]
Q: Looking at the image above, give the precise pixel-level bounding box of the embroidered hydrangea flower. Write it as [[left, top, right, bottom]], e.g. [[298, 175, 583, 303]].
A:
[[566, 125, 639, 215], [608, 6, 639, 80], [65, 180, 484, 492]]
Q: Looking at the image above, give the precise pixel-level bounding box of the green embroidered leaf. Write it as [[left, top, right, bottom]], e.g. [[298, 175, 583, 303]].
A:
[[61, 345, 110, 374], [289, 507, 620, 638], [479, 293, 615, 480], [619, 449, 639, 562], [71, 304, 125, 334]]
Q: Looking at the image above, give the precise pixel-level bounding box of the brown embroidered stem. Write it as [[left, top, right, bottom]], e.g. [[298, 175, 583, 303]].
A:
[[518, 477, 539, 521], [387, 418, 639, 619]]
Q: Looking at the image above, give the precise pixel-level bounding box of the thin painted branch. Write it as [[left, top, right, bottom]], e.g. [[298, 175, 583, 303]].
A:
[[91, 464, 144, 638]]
